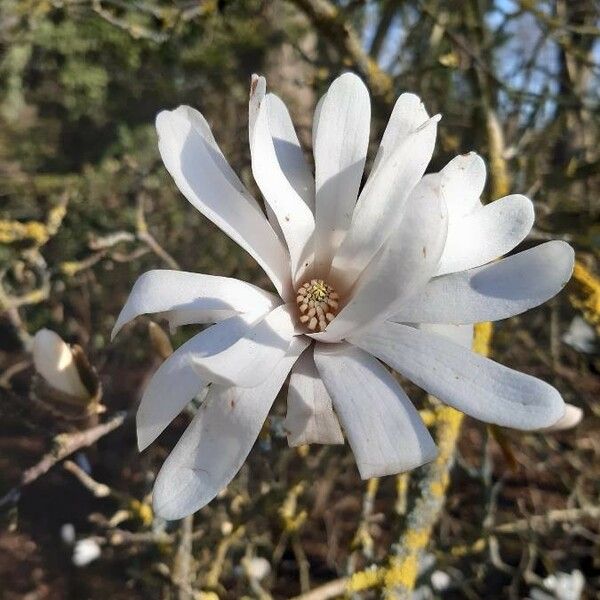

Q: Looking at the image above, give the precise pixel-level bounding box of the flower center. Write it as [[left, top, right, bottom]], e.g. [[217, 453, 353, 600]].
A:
[[296, 279, 339, 332]]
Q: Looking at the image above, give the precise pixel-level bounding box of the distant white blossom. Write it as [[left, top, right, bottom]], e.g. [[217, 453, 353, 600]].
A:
[[114, 73, 574, 519], [243, 556, 271, 582], [60, 523, 76, 545], [530, 569, 585, 600], [563, 316, 596, 354], [430, 569, 451, 591], [72, 538, 101, 567]]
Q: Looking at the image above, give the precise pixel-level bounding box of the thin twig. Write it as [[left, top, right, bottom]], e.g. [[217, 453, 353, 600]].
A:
[[0, 411, 127, 508], [173, 514, 195, 600]]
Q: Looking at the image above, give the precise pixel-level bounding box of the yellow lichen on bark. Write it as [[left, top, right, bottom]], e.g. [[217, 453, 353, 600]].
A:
[[0, 219, 49, 245], [570, 260, 600, 334]]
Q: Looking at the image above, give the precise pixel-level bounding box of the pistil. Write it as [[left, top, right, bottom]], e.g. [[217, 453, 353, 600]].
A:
[[296, 279, 339, 332]]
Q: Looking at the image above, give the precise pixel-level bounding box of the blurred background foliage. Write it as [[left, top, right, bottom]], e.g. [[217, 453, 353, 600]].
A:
[[0, 0, 599, 599]]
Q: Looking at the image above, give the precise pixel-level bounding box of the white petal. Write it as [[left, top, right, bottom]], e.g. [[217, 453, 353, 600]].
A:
[[313, 73, 370, 273], [177, 105, 261, 210], [249, 74, 267, 142], [371, 92, 429, 177], [314, 343, 437, 478], [249, 75, 286, 243], [112, 270, 279, 339], [261, 93, 315, 210], [541, 404, 582, 432], [439, 152, 486, 219], [312, 93, 326, 152], [392, 241, 575, 325], [419, 323, 474, 349], [351, 322, 566, 430], [251, 94, 315, 280], [319, 184, 447, 342], [156, 107, 291, 298], [190, 304, 297, 387], [137, 313, 258, 451], [285, 347, 344, 446], [152, 337, 309, 519], [330, 115, 439, 290], [437, 194, 535, 276], [32, 329, 88, 399]]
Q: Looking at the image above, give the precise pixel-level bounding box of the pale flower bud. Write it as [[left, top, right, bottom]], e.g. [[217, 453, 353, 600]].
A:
[[33, 329, 89, 399]]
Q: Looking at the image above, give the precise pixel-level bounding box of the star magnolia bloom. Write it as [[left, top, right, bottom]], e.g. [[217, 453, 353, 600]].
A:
[[114, 73, 575, 520]]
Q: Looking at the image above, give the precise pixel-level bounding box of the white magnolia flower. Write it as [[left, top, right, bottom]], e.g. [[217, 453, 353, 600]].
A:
[[114, 73, 574, 520]]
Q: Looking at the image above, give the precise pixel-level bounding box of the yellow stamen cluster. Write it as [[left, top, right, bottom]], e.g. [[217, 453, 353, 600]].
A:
[[296, 279, 339, 332]]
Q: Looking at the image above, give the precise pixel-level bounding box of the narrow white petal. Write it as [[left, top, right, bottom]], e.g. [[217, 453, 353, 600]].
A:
[[319, 185, 447, 342], [439, 152, 486, 219], [156, 107, 291, 298], [351, 322, 566, 430], [251, 94, 315, 280], [330, 115, 439, 290], [313, 73, 370, 273], [541, 404, 582, 432], [152, 337, 309, 520], [177, 105, 261, 210], [249, 74, 267, 142], [311, 92, 327, 152], [371, 92, 429, 177], [314, 343, 437, 479], [285, 347, 344, 446], [392, 241, 575, 325], [262, 93, 315, 210], [32, 329, 88, 399], [190, 304, 297, 388], [137, 313, 258, 451], [249, 75, 286, 243], [419, 323, 474, 349], [437, 194, 535, 276], [112, 270, 279, 339]]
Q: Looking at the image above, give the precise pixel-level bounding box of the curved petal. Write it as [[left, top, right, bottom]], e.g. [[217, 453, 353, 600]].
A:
[[190, 304, 297, 388], [330, 115, 440, 290], [313, 73, 370, 274], [137, 313, 259, 451], [156, 107, 291, 298], [392, 241, 574, 324], [318, 185, 447, 342], [351, 322, 566, 430], [112, 270, 279, 339], [314, 342, 437, 479], [439, 152, 486, 219], [152, 336, 310, 520], [262, 93, 315, 210], [251, 94, 315, 281], [285, 347, 344, 446], [177, 105, 261, 210], [370, 92, 429, 177], [437, 194, 535, 276]]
